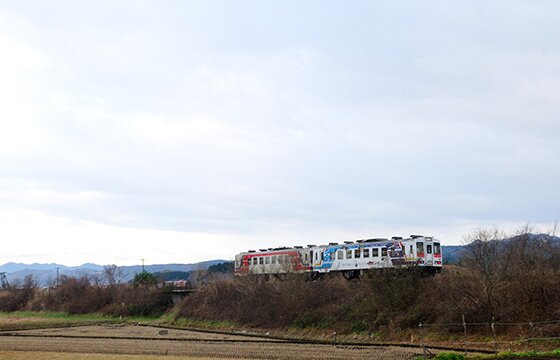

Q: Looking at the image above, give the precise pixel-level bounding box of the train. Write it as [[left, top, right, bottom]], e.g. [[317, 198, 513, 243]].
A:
[[234, 235, 442, 279]]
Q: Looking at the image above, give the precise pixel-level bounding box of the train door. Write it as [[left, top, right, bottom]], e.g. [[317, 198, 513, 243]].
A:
[[424, 239, 435, 267], [416, 240, 425, 265], [234, 254, 243, 275], [316, 249, 323, 267], [433, 241, 442, 271]]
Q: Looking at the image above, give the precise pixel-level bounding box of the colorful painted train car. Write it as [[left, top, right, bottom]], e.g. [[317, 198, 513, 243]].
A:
[[234, 235, 442, 278]]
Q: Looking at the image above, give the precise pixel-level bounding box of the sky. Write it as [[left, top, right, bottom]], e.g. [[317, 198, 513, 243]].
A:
[[1, 1, 559, 266]]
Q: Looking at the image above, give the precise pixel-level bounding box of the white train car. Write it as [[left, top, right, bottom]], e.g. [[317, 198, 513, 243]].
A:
[[311, 236, 442, 279]]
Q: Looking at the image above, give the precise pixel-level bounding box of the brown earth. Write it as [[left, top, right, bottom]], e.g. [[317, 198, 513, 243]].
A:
[[8, 324, 280, 341], [0, 353, 224, 360], [0, 324, 425, 360]]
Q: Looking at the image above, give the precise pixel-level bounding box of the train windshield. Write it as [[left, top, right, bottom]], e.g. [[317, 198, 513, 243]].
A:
[[434, 243, 441, 255], [416, 242, 424, 256]]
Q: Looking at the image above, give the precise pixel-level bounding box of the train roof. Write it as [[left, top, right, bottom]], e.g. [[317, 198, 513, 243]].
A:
[[237, 235, 438, 255]]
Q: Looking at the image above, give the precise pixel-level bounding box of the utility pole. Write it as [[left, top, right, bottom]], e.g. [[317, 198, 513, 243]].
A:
[[56, 267, 60, 287], [140, 258, 146, 273]]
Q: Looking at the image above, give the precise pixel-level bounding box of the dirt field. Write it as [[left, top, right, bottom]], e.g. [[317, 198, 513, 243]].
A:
[[8, 324, 280, 341], [0, 324, 426, 359], [0, 353, 223, 360]]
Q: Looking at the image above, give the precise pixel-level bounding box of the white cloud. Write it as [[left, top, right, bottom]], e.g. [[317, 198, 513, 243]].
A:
[[0, 24, 49, 155], [0, 208, 245, 266]]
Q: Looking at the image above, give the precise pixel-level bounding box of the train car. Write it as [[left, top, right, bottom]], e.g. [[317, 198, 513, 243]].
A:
[[234, 246, 312, 276], [309, 236, 442, 279], [234, 235, 442, 278]]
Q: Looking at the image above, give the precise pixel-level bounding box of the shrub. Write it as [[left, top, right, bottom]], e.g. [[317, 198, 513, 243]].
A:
[[0, 275, 36, 312]]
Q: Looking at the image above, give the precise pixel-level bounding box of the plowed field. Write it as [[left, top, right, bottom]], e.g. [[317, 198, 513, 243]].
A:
[[0, 324, 425, 359]]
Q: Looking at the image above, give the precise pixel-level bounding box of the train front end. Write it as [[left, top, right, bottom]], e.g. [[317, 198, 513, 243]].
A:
[[405, 235, 442, 273]]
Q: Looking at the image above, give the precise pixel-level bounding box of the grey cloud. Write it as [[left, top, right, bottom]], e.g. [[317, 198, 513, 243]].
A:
[[0, 1, 559, 249]]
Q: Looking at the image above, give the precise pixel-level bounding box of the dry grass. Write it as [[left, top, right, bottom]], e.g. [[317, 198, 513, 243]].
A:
[[0, 311, 115, 331]]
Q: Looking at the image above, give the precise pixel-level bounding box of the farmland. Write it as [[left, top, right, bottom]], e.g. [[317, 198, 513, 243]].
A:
[[0, 326, 424, 360], [0, 314, 427, 360]]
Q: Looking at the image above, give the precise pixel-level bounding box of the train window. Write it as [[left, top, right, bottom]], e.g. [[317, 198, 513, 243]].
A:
[[381, 248, 388, 257], [272, 256, 277, 264], [321, 252, 324, 261], [259, 257, 264, 265], [252, 258, 257, 266], [355, 249, 361, 258], [417, 242, 424, 256], [337, 250, 343, 260], [372, 248, 379, 257], [346, 249, 352, 259], [434, 243, 441, 255], [363, 248, 370, 258], [265, 256, 270, 264], [410, 245, 413, 257], [426, 244, 432, 255]]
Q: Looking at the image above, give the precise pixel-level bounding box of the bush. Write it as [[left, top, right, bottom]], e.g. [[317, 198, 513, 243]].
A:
[[0, 275, 36, 312], [178, 273, 410, 332], [26, 274, 173, 317], [102, 286, 173, 317], [28, 276, 108, 314]]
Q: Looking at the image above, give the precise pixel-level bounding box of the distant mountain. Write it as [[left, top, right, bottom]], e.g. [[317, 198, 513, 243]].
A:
[[0, 260, 229, 286], [0, 262, 106, 273], [0, 262, 68, 273], [441, 245, 466, 264]]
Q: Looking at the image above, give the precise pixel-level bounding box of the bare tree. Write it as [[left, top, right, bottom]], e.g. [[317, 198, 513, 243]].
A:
[[103, 265, 124, 287], [462, 227, 512, 320], [190, 267, 209, 288]]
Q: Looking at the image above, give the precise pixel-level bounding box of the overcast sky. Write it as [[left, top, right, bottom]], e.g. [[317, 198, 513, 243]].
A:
[[1, 1, 559, 266]]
